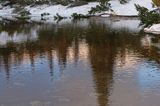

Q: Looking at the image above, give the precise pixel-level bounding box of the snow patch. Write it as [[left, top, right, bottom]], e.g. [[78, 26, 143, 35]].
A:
[[26, 2, 99, 17], [0, 6, 14, 16]]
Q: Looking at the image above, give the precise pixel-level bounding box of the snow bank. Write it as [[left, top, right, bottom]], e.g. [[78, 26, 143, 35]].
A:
[[26, 0, 155, 17], [110, 0, 154, 16], [0, 0, 155, 17], [0, 6, 14, 16], [26, 2, 99, 17], [144, 24, 160, 35]]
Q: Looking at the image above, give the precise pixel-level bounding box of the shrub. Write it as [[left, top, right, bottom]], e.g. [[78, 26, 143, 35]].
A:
[[71, 13, 90, 19], [135, 4, 160, 27], [54, 13, 65, 20], [88, 3, 112, 15]]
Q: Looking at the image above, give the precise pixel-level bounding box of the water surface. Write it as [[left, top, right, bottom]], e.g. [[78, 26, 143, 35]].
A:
[[0, 17, 160, 106]]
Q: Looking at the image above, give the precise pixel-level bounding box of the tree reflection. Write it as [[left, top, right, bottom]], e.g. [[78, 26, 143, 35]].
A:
[[86, 22, 116, 106], [0, 19, 160, 106]]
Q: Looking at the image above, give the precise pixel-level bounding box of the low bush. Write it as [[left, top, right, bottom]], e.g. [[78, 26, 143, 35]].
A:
[[135, 4, 160, 27], [88, 3, 112, 15], [54, 13, 65, 20], [71, 13, 90, 19]]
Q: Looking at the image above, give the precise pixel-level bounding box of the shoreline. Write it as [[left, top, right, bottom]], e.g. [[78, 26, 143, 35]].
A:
[[0, 14, 139, 23], [0, 0, 154, 18]]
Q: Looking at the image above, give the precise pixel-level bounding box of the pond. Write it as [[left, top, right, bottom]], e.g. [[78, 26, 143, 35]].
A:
[[0, 17, 160, 106]]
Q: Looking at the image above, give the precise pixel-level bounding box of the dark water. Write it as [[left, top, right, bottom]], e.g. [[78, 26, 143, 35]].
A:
[[0, 17, 160, 106]]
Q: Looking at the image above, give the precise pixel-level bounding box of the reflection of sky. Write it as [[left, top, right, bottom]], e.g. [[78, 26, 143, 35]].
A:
[[0, 30, 38, 45], [0, 39, 95, 106], [109, 19, 141, 32], [141, 35, 152, 47], [92, 17, 141, 32], [141, 34, 160, 49], [1, 18, 160, 106], [137, 62, 160, 90], [111, 50, 160, 106], [116, 52, 160, 90], [0, 39, 90, 79]]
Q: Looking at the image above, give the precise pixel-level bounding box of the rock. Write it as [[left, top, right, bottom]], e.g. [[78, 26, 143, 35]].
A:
[[11, 4, 21, 8], [0, 4, 2, 9], [144, 24, 160, 34], [1, 1, 10, 6], [68, 1, 88, 8]]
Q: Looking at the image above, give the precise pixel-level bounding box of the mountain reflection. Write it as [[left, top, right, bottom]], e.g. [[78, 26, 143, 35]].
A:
[[0, 18, 160, 106]]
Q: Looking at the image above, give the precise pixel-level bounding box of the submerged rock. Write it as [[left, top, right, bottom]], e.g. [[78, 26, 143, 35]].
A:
[[144, 24, 160, 34]]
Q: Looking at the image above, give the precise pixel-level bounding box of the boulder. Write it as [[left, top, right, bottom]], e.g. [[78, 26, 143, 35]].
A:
[[144, 24, 160, 34]]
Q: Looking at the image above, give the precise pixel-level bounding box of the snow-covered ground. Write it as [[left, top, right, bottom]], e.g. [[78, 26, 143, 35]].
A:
[[27, 2, 99, 17], [0, 0, 159, 34], [109, 0, 154, 16], [0, 0, 155, 17]]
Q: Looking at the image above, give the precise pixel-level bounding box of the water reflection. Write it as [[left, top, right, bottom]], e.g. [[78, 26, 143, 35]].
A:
[[0, 18, 160, 106]]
